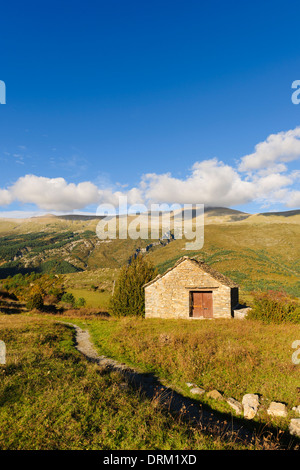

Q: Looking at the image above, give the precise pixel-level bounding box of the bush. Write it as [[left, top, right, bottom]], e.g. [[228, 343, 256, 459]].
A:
[[47, 286, 64, 303], [60, 293, 76, 307], [43, 294, 60, 306], [247, 290, 300, 324], [75, 297, 86, 308], [60, 293, 86, 309], [110, 254, 157, 317], [26, 292, 44, 311]]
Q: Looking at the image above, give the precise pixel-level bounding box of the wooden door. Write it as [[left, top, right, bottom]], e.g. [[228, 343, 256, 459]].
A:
[[202, 291, 213, 318], [191, 292, 213, 318]]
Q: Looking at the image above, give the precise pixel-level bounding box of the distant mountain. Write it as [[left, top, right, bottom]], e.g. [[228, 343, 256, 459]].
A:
[[258, 209, 300, 218], [45, 207, 250, 221], [55, 214, 105, 221], [202, 207, 250, 221], [204, 207, 249, 216], [20, 207, 300, 221]]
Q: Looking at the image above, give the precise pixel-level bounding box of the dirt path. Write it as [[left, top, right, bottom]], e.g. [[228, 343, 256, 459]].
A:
[[60, 321, 290, 448]]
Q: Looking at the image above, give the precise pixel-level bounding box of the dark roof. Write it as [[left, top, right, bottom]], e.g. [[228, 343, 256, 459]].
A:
[[144, 256, 239, 289]]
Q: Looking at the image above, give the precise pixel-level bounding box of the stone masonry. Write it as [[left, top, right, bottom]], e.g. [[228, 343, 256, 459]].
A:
[[144, 257, 239, 320]]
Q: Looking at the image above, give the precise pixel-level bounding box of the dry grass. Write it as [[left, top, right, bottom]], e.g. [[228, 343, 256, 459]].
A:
[[0, 314, 275, 450], [77, 316, 300, 431]]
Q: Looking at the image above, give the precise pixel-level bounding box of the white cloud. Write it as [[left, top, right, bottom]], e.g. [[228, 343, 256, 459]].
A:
[[0, 127, 299, 212], [256, 163, 288, 176], [0, 175, 144, 212], [0, 189, 13, 206], [141, 159, 255, 206], [0, 162, 298, 210], [239, 127, 300, 172], [285, 191, 300, 208], [0, 210, 44, 219], [253, 173, 293, 197], [11, 175, 102, 211], [136, 158, 298, 208]]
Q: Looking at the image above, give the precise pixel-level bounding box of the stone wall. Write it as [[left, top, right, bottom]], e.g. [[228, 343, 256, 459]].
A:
[[145, 259, 234, 319]]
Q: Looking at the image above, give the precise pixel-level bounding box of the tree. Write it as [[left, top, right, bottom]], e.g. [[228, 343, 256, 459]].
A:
[[110, 254, 157, 317], [26, 292, 44, 311], [61, 292, 76, 307], [26, 284, 45, 311]]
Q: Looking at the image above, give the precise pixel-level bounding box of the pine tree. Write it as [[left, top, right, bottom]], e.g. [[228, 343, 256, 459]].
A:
[[110, 254, 157, 317]]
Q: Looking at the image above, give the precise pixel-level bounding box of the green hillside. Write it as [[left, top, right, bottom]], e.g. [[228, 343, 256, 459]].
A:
[[147, 222, 300, 299], [0, 209, 299, 305]]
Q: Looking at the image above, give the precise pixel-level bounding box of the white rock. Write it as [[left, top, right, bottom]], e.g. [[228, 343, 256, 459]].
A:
[[190, 387, 205, 396], [227, 397, 243, 415], [186, 382, 197, 388], [292, 405, 300, 416], [233, 307, 252, 319], [242, 394, 260, 419], [289, 418, 300, 437], [206, 389, 223, 401], [267, 402, 288, 418]]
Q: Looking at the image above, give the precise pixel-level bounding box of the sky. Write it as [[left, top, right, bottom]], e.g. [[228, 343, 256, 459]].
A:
[[0, 0, 300, 217]]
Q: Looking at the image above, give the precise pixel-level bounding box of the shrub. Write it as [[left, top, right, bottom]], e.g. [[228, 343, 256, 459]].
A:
[[47, 286, 64, 303], [75, 297, 86, 308], [110, 254, 157, 317], [60, 293, 76, 307], [43, 294, 60, 306], [26, 292, 44, 311], [247, 290, 300, 324]]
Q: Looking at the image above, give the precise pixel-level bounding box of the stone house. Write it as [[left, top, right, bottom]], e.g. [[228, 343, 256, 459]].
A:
[[144, 256, 239, 319]]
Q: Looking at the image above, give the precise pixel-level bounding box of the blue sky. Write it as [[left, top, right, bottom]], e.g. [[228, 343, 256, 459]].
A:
[[0, 0, 300, 216]]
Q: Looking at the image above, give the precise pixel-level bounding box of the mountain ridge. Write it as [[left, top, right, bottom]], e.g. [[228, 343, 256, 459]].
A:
[[0, 206, 299, 223]]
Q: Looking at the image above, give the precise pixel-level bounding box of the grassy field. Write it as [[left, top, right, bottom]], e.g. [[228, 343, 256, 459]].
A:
[[67, 288, 111, 309], [0, 314, 273, 450], [69, 316, 300, 433], [63, 268, 117, 310]]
